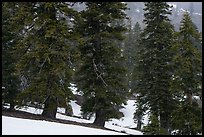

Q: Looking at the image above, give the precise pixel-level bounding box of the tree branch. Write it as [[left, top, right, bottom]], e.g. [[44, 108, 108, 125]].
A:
[[92, 58, 108, 87]]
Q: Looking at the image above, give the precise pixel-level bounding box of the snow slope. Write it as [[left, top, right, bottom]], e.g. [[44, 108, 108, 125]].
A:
[[2, 116, 126, 135], [2, 99, 144, 135], [2, 84, 144, 135]]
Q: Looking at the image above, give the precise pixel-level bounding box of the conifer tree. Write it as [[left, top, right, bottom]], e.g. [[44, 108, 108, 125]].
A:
[[173, 11, 202, 104], [133, 2, 176, 134], [75, 2, 128, 126], [170, 11, 202, 135], [2, 2, 21, 110], [124, 22, 142, 92], [11, 2, 79, 118], [124, 22, 144, 130]]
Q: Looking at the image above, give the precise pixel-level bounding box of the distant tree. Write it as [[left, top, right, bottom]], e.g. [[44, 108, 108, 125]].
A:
[[123, 22, 146, 130], [133, 96, 146, 130], [75, 2, 128, 127], [123, 22, 142, 92]]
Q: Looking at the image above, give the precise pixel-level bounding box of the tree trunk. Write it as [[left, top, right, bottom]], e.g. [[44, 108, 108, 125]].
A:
[[42, 96, 57, 119], [9, 101, 15, 111], [93, 109, 106, 127], [186, 92, 192, 105], [65, 103, 73, 116], [160, 112, 170, 134], [136, 116, 142, 130]]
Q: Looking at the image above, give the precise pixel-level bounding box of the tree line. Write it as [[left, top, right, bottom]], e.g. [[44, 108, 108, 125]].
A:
[[2, 2, 202, 135]]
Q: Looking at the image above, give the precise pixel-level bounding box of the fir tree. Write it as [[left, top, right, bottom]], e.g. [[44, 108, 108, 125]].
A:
[[75, 2, 128, 127], [124, 22, 142, 93], [132, 2, 176, 134], [173, 11, 201, 104], [123, 22, 145, 130], [170, 11, 202, 135], [11, 2, 79, 118], [2, 2, 21, 110]]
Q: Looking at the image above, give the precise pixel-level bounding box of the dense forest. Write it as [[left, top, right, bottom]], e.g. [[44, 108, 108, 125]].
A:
[[2, 2, 202, 135]]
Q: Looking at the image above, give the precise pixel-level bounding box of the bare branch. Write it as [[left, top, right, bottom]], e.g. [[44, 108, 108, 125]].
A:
[[92, 58, 108, 87], [39, 57, 47, 74]]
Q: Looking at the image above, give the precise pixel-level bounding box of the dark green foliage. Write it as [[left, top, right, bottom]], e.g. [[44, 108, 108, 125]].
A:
[[143, 113, 168, 135], [2, 2, 21, 110], [170, 11, 202, 135], [132, 2, 176, 134], [2, 2, 201, 133], [133, 97, 146, 130], [172, 11, 201, 102], [10, 2, 79, 118], [74, 2, 128, 126], [170, 101, 202, 135]]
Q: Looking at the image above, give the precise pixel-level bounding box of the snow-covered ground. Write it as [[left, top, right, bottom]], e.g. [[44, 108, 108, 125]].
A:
[[2, 116, 126, 135], [2, 83, 145, 135], [2, 99, 144, 135]]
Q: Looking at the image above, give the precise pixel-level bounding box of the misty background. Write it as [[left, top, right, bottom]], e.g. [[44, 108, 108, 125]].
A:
[[73, 2, 202, 32]]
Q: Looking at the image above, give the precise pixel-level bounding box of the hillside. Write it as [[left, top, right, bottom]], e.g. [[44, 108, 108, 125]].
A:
[[2, 115, 126, 135], [2, 99, 144, 135], [2, 2, 201, 135]]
